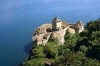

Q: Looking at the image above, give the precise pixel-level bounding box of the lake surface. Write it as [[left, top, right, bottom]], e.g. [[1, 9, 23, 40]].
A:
[[0, 0, 100, 66]]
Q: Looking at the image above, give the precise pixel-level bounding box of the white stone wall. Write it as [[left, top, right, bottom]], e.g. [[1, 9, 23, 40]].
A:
[[43, 34, 51, 45], [37, 41, 43, 45], [56, 22, 62, 29], [79, 26, 84, 33]]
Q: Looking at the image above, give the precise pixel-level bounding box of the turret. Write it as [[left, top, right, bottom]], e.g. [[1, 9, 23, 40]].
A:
[[52, 17, 62, 31], [76, 20, 84, 33]]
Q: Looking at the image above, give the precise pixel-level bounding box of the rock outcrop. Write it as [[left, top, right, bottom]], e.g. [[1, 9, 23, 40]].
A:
[[32, 17, 84, 45]]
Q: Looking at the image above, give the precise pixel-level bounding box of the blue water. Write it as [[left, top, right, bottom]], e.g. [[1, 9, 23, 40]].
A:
[[0, 0, 100, 66]]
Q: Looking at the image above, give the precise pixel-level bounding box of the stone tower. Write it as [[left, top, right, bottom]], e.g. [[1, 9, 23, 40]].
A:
[[76, 20, 84, 33], [52, 17, 62, 31]]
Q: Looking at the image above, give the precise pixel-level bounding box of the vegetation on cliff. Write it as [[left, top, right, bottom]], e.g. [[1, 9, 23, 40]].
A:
[[22, 20, 100, 66]]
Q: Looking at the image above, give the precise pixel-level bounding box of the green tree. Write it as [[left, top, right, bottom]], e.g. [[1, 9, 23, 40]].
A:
[[31, 45, 45, 58], [89, 31, 100, 46], [79, 45, 88, 53], [64, 33, 81, 51], [44, 42, 58, 58], [22, 58, 44, 66]]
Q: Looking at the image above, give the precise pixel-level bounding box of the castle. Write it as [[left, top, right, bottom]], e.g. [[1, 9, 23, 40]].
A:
[[32, 17, 84, 45]]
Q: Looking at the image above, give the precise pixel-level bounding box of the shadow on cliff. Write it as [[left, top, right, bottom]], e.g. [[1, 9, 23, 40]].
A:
[[24, 41, 34, 54]]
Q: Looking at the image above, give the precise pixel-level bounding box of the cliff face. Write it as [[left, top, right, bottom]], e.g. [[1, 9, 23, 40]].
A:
[[32, 17, 84, 45]]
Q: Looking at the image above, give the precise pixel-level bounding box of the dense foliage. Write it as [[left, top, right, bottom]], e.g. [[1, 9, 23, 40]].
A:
[[22, 20, 100, 66]]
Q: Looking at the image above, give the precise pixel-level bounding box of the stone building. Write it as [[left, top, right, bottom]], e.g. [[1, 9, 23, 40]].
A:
[[52, 17, 62, 31], [76, 20, 84, 33], [32, 17, 84, 45], [67, 28, 75, 34], [62, 21, 68, 28]]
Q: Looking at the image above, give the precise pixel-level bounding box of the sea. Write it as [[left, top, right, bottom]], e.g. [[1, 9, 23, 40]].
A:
[[0, 0, 100, 66]]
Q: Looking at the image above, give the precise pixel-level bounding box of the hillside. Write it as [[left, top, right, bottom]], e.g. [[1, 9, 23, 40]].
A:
[[22, 19, 100, 66]]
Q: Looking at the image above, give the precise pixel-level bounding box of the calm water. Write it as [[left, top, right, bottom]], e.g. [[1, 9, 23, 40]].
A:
[[0, 0, 100, 66]]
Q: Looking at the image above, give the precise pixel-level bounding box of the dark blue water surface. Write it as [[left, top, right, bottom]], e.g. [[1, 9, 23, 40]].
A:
[[0, 0, 100, 66]]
